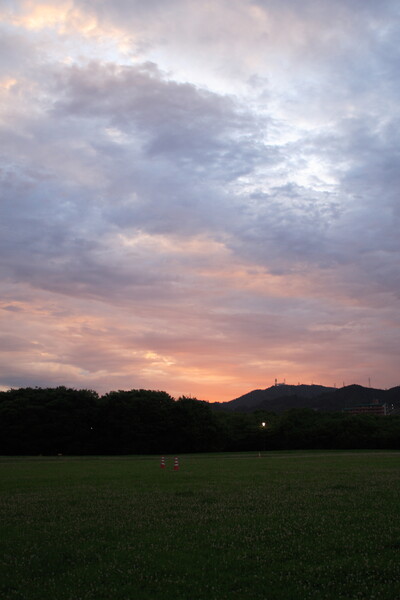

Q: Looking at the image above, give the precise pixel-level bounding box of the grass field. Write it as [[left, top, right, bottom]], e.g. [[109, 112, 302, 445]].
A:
[[1, 451, 400, 600]]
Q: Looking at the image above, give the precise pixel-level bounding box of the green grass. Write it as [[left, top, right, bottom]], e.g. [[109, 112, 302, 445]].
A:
[[1, 451, 400, 600]]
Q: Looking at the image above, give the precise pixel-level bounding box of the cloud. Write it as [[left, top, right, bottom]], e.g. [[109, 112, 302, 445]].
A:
[[51, 60, 266, 172], [0, 0, 399, 399]]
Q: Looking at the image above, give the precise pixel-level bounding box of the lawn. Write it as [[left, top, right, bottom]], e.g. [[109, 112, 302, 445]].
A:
[[1, 451, 399, 600]]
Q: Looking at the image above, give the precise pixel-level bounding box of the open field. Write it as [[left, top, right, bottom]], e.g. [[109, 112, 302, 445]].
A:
[[1, 451, 400, 600]]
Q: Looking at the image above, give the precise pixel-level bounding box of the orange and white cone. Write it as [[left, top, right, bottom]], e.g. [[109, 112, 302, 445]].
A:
[[173, 456, 179, 471], [160, 456, 166, 469]]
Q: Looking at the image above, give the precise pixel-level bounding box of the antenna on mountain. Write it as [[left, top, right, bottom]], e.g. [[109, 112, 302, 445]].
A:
[[368, 378, 371, 388]]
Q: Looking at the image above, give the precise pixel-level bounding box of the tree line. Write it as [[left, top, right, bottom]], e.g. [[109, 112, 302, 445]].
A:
[[0, 386, 399, 455]]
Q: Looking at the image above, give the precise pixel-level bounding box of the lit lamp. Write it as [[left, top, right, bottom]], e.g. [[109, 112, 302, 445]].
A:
[[260, 422, 267, 453]]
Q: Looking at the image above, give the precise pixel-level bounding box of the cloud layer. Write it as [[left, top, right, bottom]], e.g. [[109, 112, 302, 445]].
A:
[[1, 0, 399, 400]]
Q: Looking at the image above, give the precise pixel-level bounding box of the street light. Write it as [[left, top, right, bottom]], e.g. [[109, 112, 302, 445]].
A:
[[260, 422, 267, 453]]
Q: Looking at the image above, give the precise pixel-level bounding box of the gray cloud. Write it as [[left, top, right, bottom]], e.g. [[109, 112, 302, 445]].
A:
[[51, 61, 270, 183]]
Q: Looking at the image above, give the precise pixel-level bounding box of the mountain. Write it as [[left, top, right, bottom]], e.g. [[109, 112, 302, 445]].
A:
[[226, 384, 334, 411], [211, 384, 400, 414]]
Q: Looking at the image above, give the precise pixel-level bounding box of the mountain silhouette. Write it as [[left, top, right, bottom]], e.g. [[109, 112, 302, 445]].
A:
[[211, 384, 400, 413]]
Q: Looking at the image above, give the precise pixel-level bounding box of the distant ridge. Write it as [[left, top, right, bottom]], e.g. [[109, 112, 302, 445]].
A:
[[227, 384, 334, 411], [211, 384, 400, 413]]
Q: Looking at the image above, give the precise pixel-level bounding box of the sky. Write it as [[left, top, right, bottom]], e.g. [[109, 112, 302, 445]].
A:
[[0, 0, 399, 402]]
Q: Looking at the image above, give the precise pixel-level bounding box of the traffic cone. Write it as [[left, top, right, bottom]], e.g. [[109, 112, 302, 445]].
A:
[[160, 456, 166, 469], [173, 456, 179, 471]]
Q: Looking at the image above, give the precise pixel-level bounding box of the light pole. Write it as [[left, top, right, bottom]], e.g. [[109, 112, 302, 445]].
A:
[[261, 422, 267, 452]]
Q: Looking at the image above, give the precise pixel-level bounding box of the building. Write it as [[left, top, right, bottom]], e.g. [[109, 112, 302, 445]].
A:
[[344, 403, 387, 416]]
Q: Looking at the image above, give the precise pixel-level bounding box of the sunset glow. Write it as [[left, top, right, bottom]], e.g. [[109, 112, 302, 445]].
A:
[[1, 1, 399, 401]]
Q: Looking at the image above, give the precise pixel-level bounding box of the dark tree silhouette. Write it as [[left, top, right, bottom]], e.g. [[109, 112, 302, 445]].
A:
[[0, 387, 399, 454]]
